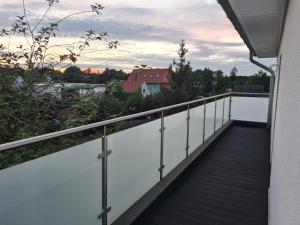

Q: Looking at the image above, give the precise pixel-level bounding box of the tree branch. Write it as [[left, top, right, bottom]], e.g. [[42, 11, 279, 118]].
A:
[[22, 0, 33, 36], [32, 5, 52, 32], [55, 11, 93, 25]]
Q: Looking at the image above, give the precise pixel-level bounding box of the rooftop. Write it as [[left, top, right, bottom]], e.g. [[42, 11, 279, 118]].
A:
[[122, 68, 170, 93]]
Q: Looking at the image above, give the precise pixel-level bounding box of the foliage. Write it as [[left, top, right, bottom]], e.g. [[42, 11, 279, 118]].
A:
[[0, 0, 118, 144], [246, 70, 270, 92], [64, 66, 81, 75], [168, 40, 195, 103], [0, 70, 66, 144], [66, 93, 123, 127], [55, 67, 128, 84], [125, 92, 143, 114], [213, 70, 230, 94], [106, 80, 130, 101], [1, 0, 118, 70], [192, 68, 214, 94]]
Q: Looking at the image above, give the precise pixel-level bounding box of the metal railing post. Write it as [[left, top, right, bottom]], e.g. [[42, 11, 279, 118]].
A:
[[185, 104, 191, 158], [159, 111, 165, 180], [98, 126, 112, 225], [222, 97, 225, 125], [229, 94, 232, 120], [214, 97, 217, 133], [202, 101, 206, 143]]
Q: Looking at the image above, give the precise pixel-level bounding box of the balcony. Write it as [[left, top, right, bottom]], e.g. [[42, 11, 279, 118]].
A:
[[0, 93, 270, 225]]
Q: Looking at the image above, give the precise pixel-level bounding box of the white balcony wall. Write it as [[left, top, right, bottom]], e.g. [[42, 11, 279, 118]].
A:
[[0, 139, 102, 225], [189, 105, 204, 153], [205, 102, 216, 139], [224, 97, 230, 124], [216, 99, 225, 130], [107, 120, 160, 224], [231, 97, 269, 122], [269, 0, 300, 224], [163, 111, 187, 175]]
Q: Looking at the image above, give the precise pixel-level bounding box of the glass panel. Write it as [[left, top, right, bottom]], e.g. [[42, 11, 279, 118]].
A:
[[223, 97, 230, 123], [231, 97, 269, 122], [107, 119, 160, 224], [0, 139, 102, 225], [216, 99, 224, 130], [189, 105, 204, 153], [205, 101, 215, 140], [163, 111, 187, 176]]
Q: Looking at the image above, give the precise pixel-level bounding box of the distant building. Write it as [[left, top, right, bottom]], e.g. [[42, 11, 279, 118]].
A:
[[122, 68, 171, 97], [34, 83, 107, 99]]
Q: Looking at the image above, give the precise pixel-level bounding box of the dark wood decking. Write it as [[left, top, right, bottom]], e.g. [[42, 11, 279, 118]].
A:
[[132, 124, 270, 225]]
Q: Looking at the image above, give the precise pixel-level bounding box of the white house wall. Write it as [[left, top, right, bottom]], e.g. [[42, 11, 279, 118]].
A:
[[270, 0, 300, 224]]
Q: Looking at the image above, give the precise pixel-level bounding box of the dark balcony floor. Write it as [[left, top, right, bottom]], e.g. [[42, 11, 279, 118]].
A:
[[132, 123, 270, 225]]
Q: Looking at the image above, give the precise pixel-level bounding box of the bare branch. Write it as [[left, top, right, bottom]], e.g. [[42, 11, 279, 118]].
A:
[[55, 11, 92, 25], [32, 5, 52, 32], [22, 0, 33, 36]]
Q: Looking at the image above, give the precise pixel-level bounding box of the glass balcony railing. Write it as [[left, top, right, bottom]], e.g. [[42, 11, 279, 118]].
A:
[[0, 92, 269, 225]]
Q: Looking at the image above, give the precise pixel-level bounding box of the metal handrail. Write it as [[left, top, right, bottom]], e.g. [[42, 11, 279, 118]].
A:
[[231, 92, 269, 96], [0, 92, 269, 152]]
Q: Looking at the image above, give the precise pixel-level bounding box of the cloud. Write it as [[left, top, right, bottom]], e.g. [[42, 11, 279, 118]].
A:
[[106, 7, 157, 17], [0, 0, 276, 75], [57, 18, 187, 43]]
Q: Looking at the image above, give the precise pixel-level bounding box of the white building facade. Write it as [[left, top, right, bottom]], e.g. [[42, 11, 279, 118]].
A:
[[218, 0, 300, 224]]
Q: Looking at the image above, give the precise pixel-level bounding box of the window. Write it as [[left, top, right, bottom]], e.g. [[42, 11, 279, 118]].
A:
[[157, 74, 160, 78]]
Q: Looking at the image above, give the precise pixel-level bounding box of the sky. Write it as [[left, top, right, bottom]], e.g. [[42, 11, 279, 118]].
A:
[[0, 0, 275, 75]]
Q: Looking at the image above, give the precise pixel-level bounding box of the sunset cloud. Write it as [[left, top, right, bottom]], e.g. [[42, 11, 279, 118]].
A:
[[0, 0, 275, 75]]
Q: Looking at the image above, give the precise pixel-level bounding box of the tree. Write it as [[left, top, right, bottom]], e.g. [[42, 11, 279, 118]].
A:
[[0, 1, 118, 72], [0, 0, 118, 144], [168, 40, 195, 103], [102, 68, 128, 81], [106, 80, 129, 101], [125, 93, 143, 114], [63, 66, 81, 82], [65, 66, 81, 75], [66, 94, 123, 128], [214, 70, 230, 94], [191, 68, 214, 95], [246, 70, 270, 92], [0, 70, 66, 144]]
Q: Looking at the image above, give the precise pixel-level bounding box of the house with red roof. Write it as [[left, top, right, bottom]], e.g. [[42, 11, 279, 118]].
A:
[[122, 68, 171, 97]]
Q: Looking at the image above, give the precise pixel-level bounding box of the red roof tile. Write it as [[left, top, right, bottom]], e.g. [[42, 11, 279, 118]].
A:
[[122, 68, 170, 93]]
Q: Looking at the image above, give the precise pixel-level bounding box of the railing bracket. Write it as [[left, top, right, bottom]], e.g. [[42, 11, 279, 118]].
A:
[[159, 127, 166, 132], [158, 165, 165, 172], [98, 150, 112, 159], [98, 206, 112, 219]]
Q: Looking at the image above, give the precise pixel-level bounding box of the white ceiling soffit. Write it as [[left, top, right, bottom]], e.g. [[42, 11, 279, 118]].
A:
[[219, 0, 288, 58]]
